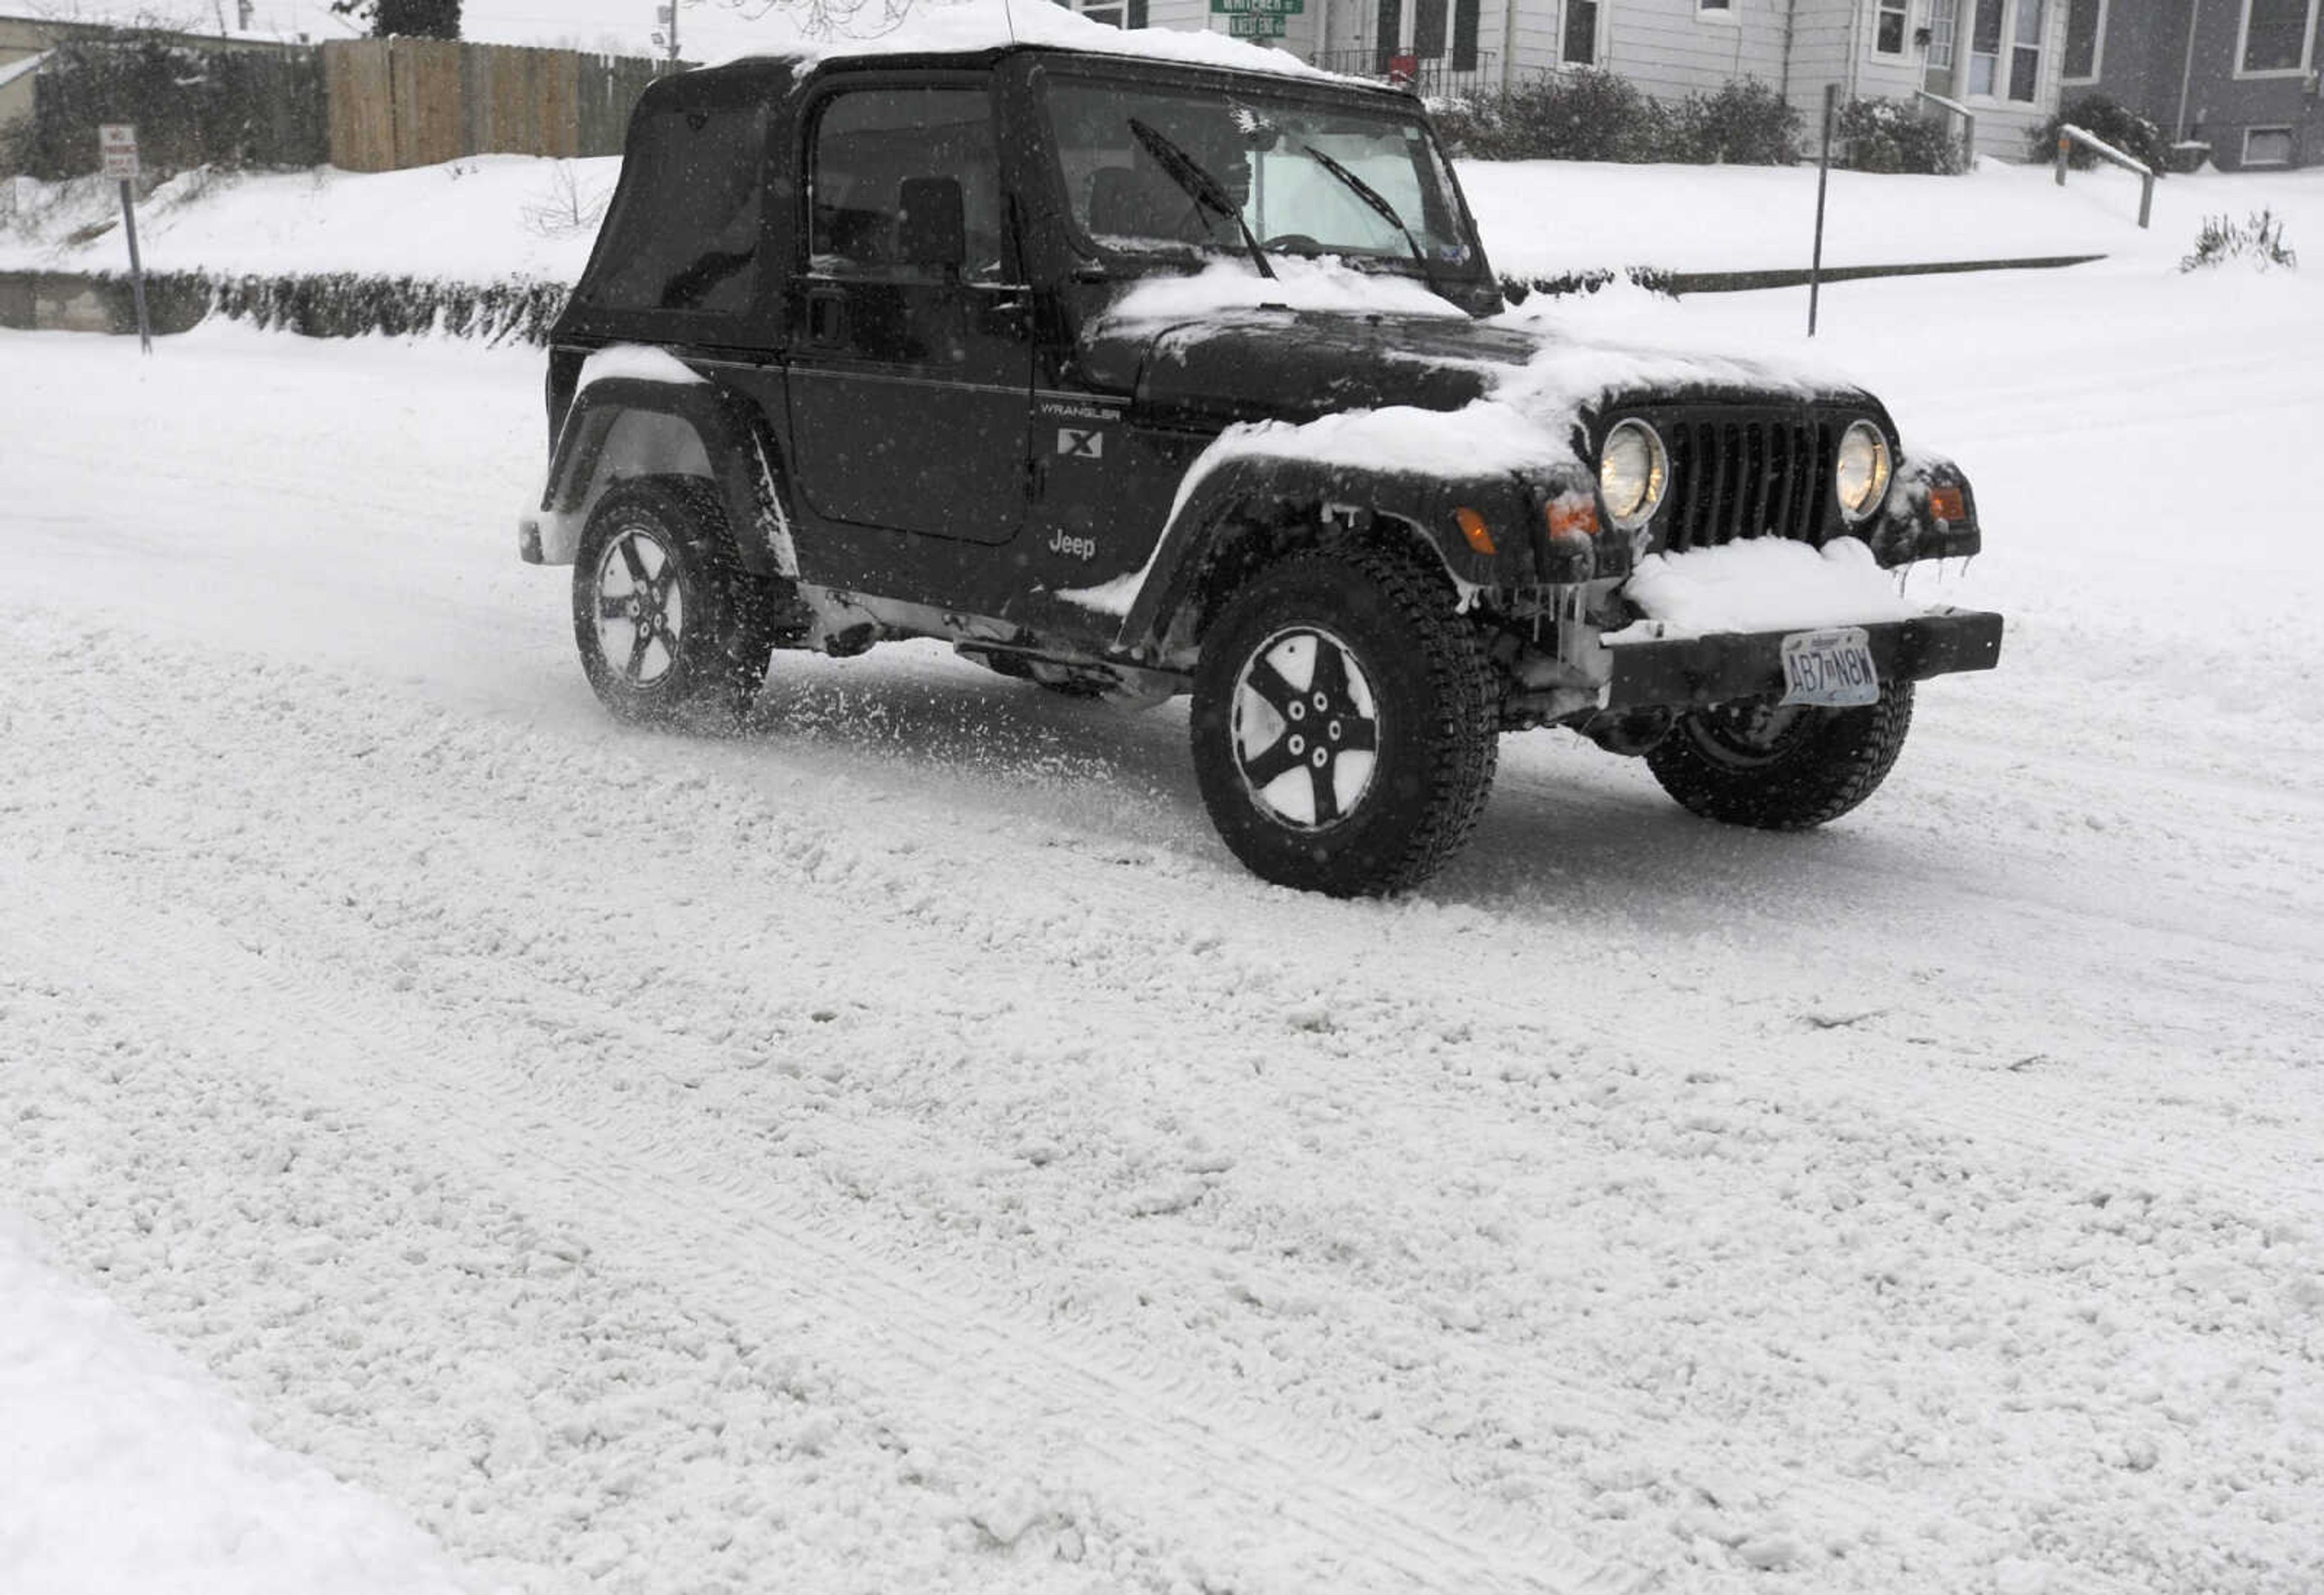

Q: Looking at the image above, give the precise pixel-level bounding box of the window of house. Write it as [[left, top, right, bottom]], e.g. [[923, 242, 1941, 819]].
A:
[[1928, 0, 1957, 67], [1072, 0, 1128, 27], [1874, 0, 1910, 55], [2063, 0, 2104, 79], [1563, 0, 1600, 63], [1968, 0, 2044, 100], [2243, 125, 2296, 163], [1700, 0, 1734, 19], [2010, 0, 2046, 99], [1969, 0, 2003, 92], [2238, 0, 2320, 74]]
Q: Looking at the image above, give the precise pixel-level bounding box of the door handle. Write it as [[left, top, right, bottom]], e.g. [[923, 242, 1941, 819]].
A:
[[806, 288, 847, 346], [972, 283, 1036, 340]]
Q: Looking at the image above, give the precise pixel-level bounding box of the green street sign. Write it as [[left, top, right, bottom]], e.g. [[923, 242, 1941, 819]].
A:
[[1224, 11, 1289, 32], [1212, 0, 1304, 11]]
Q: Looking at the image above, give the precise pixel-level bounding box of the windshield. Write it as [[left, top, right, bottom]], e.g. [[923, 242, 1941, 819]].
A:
[[1041, 77, 1479, 275]]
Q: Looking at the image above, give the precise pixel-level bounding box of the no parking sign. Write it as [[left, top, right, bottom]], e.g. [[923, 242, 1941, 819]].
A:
[[99, 123, 139, 182], [97, 124, 151, 354]]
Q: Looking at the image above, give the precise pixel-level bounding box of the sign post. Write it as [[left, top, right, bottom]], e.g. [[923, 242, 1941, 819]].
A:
[[100, 123, 151, 355], [1807, 84, 1835, 338]]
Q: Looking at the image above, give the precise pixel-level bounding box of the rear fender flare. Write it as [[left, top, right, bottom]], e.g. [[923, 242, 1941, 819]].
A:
[[536, 379, 798, 576]]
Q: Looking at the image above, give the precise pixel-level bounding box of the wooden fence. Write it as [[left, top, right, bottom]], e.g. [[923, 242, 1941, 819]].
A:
[[321, 39, 658, 173]]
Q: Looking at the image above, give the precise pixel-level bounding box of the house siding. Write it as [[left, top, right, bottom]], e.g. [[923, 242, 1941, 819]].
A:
[[2090, 0, 2324, 168], [1126, 0, 2099, 163]]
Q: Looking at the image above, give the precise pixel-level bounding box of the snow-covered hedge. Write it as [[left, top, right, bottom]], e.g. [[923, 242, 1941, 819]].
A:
[[206, 272, 569, 343]]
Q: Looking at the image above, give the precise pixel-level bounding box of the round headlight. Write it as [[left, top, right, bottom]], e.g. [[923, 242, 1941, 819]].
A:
[[1835, 421, 1892, 522], [1598, 420, 1668, 530]]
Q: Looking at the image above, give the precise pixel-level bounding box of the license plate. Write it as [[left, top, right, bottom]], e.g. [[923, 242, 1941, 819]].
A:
[[1779, 627, 1880, 708]]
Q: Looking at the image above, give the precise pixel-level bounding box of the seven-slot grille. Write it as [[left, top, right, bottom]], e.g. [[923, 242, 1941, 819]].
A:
[[1654, 415, 1836, 553]]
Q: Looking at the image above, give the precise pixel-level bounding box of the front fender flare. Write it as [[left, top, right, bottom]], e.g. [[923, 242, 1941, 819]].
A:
[[1108, 452, 1596, 660]]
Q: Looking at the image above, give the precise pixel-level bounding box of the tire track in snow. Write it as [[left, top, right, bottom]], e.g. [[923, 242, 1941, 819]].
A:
[[0, 847, 1630, 1595]]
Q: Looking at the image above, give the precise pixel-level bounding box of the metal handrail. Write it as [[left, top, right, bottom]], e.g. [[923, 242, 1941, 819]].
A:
[[1911, 87, 1977, 174], [2054, 122, 2155, 228], [1307, 48, 1498, 99]]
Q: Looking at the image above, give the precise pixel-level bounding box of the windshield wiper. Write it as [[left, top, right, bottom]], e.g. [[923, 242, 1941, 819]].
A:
[[1126, 117, 1276, 281], [1293, 141, 1440, 297]]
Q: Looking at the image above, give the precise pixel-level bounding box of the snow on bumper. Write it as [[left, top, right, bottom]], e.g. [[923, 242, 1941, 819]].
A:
[[1601, 608, 2003, 709]]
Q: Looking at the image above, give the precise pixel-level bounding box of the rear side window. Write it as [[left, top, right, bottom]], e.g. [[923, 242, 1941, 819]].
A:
[[585, 100, 772, 315]]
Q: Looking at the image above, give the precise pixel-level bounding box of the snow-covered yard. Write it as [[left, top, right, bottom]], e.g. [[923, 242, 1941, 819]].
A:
[[4, 156, 2323, 1595]]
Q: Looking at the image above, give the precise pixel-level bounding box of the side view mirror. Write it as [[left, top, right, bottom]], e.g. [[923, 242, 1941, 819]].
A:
[[898, 177, 967, 272]]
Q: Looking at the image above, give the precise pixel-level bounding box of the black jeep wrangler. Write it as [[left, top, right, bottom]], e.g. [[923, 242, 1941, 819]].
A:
[[522, 39, 2001, 896]]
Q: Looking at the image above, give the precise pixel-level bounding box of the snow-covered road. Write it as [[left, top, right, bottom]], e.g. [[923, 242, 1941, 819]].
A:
[[4, 258, 2322, 1595]]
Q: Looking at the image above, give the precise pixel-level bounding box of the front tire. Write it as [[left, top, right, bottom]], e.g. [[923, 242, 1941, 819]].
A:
[[1644, 680, 1915, 829], [572, 478, 776, 729], [1190, 542, 1497, 896]]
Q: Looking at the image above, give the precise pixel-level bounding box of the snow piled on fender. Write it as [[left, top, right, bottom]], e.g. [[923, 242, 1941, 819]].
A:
[[1615, 537, 1933, 637], [576, 343, 706, 390], [0, 1215, 487, 1595]]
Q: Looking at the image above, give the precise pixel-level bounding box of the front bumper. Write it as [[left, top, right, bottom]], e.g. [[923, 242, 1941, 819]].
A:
[[1602, 608, 2004, 710]]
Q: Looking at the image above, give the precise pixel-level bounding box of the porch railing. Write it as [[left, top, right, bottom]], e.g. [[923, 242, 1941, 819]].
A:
[[2055, 122, 2156, 228], [1307, 48, 1498, 100], [1912, 87, 1978, 174]]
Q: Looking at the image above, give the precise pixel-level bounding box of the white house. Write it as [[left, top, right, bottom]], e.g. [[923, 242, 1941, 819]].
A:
[[1068, 0, 2087, 159]]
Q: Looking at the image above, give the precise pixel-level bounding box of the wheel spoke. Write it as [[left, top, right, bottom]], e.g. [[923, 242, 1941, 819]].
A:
[[1336, 715, 1377, 753], [599, 596, 631, 621], [1241, 736, 1304, 789], [1310, 637, 1351, 703], [625, 623, 652, 683], [1308, 762, 1341, 825], [1244, 656, 1301, 717], [617, 536, 650, 584]]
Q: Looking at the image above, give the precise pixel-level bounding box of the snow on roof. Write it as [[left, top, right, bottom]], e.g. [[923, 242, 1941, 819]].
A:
[[0, 50, 51, 92], [711, 0, 1345, 82]]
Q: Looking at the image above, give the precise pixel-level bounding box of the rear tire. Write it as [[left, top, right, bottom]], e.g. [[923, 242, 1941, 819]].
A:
[[1644, 680, 1915, 829], [572, 478, 778, 730], [1190, 542, 1497, 896]]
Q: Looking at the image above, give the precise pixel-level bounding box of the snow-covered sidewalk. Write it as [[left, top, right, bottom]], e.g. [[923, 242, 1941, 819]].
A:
[[0, 1218, 486, 1595]]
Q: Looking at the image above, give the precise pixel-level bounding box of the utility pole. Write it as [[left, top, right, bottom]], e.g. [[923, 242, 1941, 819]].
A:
[[655, 2, 680, 73]]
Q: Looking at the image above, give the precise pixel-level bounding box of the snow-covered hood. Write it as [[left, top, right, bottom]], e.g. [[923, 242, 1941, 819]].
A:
[[1077, 301, 1879, 439]]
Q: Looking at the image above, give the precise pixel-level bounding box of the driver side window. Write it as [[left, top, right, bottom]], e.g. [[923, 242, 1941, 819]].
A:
[[808, 86, 1006, 281]]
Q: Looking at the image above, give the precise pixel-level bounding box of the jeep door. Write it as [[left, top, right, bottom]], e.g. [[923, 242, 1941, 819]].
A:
[[784, 77, 1033, 591]]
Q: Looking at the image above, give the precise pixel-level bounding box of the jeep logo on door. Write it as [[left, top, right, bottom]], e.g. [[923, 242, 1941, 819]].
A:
[[1057, 427, 1104, 459]]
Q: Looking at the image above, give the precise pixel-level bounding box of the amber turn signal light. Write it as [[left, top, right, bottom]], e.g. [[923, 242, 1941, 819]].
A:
[[1546, 496, 1600, 542], [1929, 484, 1966, 522], [1454, 507, 1498, 556]]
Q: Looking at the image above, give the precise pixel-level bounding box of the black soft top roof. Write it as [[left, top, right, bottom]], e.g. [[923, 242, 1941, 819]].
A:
[[634, 41, 1406, 110]]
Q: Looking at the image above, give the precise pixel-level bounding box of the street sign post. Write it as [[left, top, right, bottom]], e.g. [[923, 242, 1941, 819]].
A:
[[99, 124, 152, 355]]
